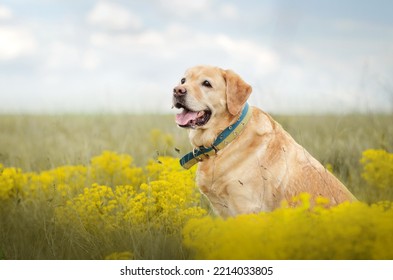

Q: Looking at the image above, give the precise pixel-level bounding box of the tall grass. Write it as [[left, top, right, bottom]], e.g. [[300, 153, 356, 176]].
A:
[[0, 113, 392, 259], [1, 113, 392, 200], [0, 114, 190, 171]]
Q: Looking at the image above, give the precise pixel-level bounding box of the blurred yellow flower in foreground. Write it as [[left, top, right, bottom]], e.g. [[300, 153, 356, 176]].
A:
[[183, 194, 393, 259]]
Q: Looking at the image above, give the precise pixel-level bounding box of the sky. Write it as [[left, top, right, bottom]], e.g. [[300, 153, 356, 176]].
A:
[[0, 0, 392, 114]]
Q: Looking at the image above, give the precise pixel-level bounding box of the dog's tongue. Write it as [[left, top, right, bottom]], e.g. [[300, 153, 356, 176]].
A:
[[176, 109, 199, 126]]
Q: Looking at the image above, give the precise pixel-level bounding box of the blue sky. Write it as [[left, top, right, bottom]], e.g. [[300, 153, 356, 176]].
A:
[[0, 0, 392, 113]]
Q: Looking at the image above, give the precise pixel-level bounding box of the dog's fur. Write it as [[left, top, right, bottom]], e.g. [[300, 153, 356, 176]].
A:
[[173, 65, 356, 217]]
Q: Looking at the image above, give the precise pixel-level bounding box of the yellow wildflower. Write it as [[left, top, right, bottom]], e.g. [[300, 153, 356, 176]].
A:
[[360, 149, 393, 189], [0, 166, 26, 200], [183, 196, 393, 260], [90, 151, 144, 187]]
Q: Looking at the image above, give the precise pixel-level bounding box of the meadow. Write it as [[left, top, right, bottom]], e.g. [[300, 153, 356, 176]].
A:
[[0, 113, 392, 259]]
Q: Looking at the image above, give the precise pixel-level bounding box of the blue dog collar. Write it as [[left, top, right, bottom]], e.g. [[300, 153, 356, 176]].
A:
[[180, 103, 252, 169]]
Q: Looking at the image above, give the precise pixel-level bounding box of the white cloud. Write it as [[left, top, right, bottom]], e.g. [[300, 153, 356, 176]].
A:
[[89, 25, 279, 71], [0, 26, 37, 60], [90, 27, 180, 52], [0, 4, 12, 20], [82, 49, 101, 70], [45, 41, 80, 69], [157, 1, 240, 22], [87, 1, 142, 30], [43, 42, 101, 71], [214, 35, 279, 74], [219, 4, 239, 20], [158, 0, 211, 17]]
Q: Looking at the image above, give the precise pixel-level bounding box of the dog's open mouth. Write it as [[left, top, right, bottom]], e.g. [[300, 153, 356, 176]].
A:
[[174, 103, 211, 128]]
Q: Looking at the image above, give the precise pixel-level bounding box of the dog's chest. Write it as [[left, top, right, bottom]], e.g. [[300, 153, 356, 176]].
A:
[[195, 155, 272, 216]]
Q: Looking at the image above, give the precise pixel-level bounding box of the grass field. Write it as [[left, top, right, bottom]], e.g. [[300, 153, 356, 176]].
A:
[[1, 113, 393, 259], [1, 113, 392, 200]]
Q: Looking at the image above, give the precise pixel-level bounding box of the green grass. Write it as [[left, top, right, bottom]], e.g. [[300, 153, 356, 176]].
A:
[[0, 113, 392, 259], [0, 114, 191, 171], [1, 113, 392, 201]]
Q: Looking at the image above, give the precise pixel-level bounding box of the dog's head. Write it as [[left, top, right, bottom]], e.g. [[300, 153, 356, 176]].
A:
[[173, 65, 252, 130]]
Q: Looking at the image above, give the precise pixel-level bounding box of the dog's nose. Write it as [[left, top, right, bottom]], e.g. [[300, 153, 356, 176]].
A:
[[173, 85, 187, 97]]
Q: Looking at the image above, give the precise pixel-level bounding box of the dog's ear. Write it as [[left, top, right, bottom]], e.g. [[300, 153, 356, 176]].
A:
[[224, 69, 252, 115]]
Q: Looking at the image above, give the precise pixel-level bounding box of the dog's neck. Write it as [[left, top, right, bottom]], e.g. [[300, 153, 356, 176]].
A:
[[189, 111, 242, 148], [179, 103, 252, 169]]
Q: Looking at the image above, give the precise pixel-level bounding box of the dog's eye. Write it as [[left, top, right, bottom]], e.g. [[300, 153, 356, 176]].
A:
[[181, 78, 186, 84], [202, 80, 212, 88]]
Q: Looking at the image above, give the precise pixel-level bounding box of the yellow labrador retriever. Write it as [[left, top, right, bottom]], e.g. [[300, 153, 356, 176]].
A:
[[173, 65, 356, 217]]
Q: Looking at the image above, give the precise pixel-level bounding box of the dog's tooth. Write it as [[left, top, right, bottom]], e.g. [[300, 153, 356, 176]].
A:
[[197, 111, 205, 117]]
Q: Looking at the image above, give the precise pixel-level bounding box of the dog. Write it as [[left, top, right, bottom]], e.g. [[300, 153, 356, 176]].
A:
[[173, 65, 356, 217]]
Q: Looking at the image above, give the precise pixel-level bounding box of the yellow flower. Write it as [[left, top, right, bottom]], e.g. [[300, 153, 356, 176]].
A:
[[54, 153, 206, 235], [183, 195, 393, 260], [360, 149, 393, 189], [2, 148, 393, 260], [0, 166, 26, 200], [90, 151, 145, 188]]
